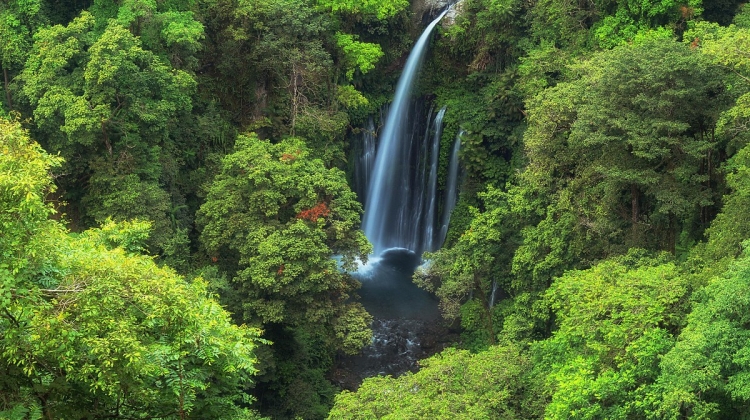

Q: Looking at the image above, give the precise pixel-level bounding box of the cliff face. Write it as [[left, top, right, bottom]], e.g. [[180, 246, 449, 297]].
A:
[[442, 1, 464, 27], [412, 0, 464, 27]]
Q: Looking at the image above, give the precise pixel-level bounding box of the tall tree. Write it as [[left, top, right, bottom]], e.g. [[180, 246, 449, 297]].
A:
[[197, 133, 371, 417], [657, 245, 750, 419], [521, 37, 728, 268], [17, 12, 197, 261], [535, 252, 688, 419], [0, 0, 46, 111], [0, 117, 263, 419]]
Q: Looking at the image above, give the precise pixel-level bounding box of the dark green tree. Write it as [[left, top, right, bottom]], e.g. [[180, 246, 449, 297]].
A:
[[198, 133, 370, 336], [521, 37, 728, 270], [415, 186, 537, 348], [0, 0, 46, 111], [17, 12, 198, 263], [197, 133, 371, 417]]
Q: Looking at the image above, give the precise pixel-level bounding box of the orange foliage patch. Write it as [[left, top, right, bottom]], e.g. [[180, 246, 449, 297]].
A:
[[296, 202, 331, 221], [280, 149, 303, 163], [680, 5, 695, 19]]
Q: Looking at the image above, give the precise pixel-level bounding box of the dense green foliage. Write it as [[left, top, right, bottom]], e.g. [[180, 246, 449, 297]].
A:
[[198, 134, 369, 330], [333, 1, 750, 419], [1, 118, 263, 419], [330, 344, 536, 419], [3, 0, 750, 418]]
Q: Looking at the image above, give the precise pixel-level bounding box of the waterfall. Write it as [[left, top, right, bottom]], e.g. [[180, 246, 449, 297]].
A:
[[439, 130, 462, 246], [362, 10, 447, 255], [424, 106, 446, 251], [489, 280, 498, 309]]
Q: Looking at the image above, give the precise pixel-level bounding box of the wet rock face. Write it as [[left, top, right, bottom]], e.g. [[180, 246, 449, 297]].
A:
[[412, 0, 447, 23], [412, 0, 464, 27], [331, 317, 460, 391], [442, 0, 465, 26], [424, 0, 452, 10], [353, 319, 424, 378]]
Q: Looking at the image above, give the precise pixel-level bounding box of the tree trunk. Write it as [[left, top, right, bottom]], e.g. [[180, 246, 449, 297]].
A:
[[631, 184, 639, 245], [3, 67, 13, 111], [631, 184, 638, 226]]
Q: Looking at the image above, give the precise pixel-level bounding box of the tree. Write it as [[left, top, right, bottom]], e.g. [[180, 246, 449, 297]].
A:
[[0, 0, 46, 111], [328, 344, 537, 419], [315, 0, 408, 20], [702, 0, 745, 25], [195, 0, 403, 159], [657, 244, 750, 419], [197, 133, 371, 418], [522, 37, 728, 265], [196, 0, 336, 131], [0, 117, 264, 419], [686, 12, 750, 146], [415, 186, 536, 348], [535, 252, 688, 419], [89, 0, 205, 70], [0, 116, 61, 278], [591, 0, 702, 48], [670, 15, 750, 276], [334, 32, 383, 81], [527, 0, 702, 49], [198, 133, 370, 341], [689, 142, 750, 275], [17, 12, 197, 260]]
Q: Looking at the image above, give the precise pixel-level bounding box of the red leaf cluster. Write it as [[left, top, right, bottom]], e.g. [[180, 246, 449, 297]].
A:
[[296, 202, 330, 221]]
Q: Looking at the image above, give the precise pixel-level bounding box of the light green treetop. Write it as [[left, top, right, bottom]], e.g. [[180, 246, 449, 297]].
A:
[[329, 344, 534, 419], [0, 117, 264, 419], [316, 0, 409, 20], [536, 252, 687, 419], [657, 244, 750, 418]]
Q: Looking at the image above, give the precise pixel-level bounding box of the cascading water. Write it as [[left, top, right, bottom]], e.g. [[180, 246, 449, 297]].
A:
[[362, 10, 448, 255], [439, 130, 463, 246], [489, 280, 499, 309], [424, 107, 446, 252]]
